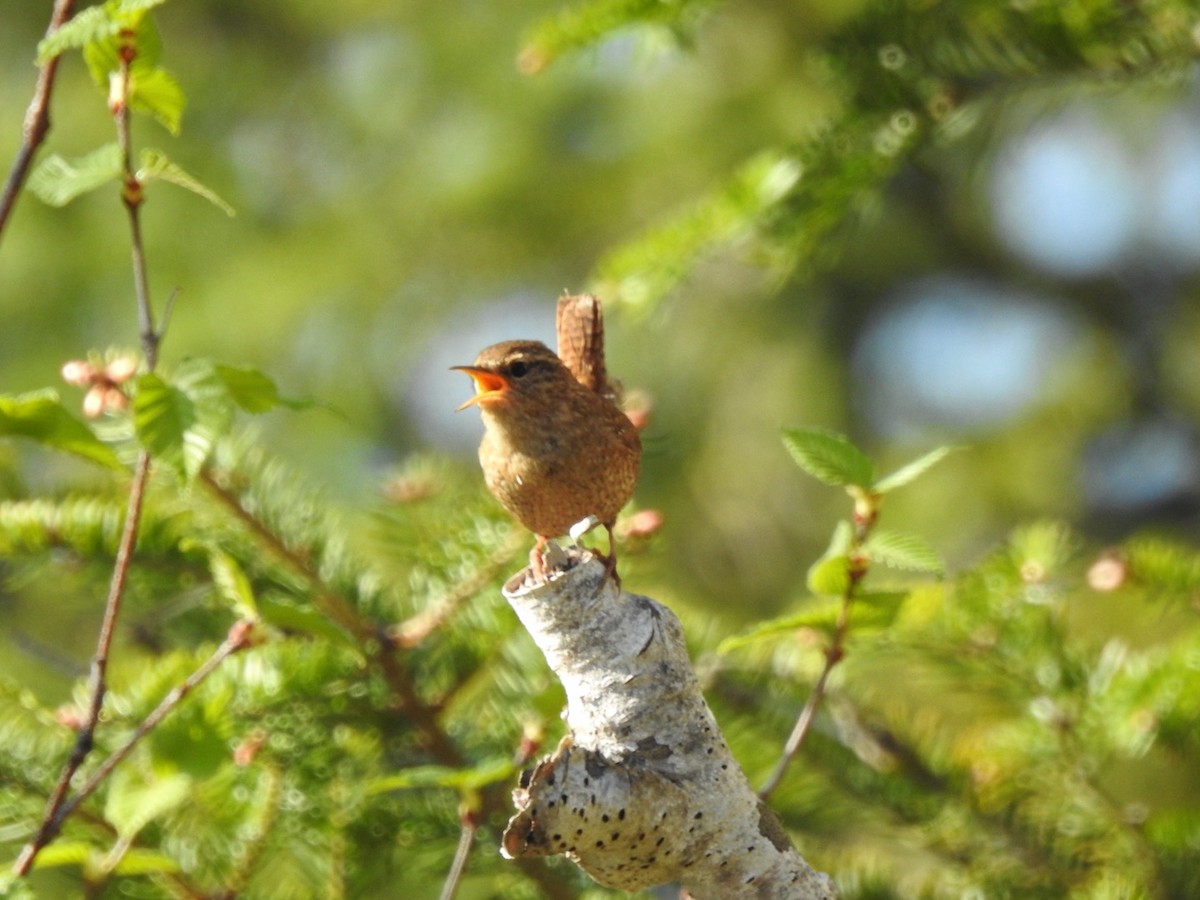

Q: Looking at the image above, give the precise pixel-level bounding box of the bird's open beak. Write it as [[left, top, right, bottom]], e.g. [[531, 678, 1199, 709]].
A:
[[451, 366, 509, 410]]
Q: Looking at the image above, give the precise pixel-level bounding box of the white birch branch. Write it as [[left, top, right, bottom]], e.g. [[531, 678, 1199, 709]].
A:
[[500, 547, 838, 899]]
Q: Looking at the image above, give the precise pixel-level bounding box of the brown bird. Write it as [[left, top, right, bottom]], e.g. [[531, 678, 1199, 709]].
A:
[[453, 298, 641, 582]]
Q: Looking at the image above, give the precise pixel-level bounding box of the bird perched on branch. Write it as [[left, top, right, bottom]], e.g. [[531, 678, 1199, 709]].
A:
[[453, 294, 641, 582]]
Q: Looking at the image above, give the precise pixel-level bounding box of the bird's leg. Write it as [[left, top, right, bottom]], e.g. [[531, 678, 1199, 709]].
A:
[[602, 522, 621, 587], [529, 536, 548, 582], [566, 515, 622, 585]]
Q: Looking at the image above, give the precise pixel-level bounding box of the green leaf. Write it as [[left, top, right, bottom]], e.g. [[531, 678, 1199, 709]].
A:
[[866, 529, 944, 575], [132, 361, 299, 479], [116, 0, 171, 11], [873, 444, 959, 493], [80, 9, 161, 83], [782, 427, 873, 488], [129, 68, 186, 135], [37, 0, 169, 63], [104, 769, 192, 840], [213, 364, 306, 412], [0, 390, 122, 468], [21, 841, 95, 870], [27, 144, 123, 208], [208, 549, 258, 618], [132, 373, 196, 475], [139, 149, 233, 214], [132, 369, 232, 479], [111, 849, 181, 876], [808, 553, 851, 596], [38, 6, 119, 62]]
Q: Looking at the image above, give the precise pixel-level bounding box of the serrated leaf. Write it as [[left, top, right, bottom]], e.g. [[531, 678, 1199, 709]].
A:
[[826, 518, 854, 556], [873, 444, 959, 493], [132, 373, 195, 474], [37, 0, 169, 63], [213, 365, 306, 412], [80, 12, 160, 85], [0, 390, 122, 469], [38, 6, 119, 62], [80, 7, 161, 81], [129, 68, 185, 134], [782, 427, 873, 488], [133, 369, 232, 479], [866, 529, 944, 575], [132, 360, 299, 479], [105, 769, 192, 840], [27, 144, 122, 207], [139, 149, 232, 214]]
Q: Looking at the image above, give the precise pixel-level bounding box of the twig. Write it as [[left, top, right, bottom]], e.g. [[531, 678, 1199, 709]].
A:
[[13, 450, 153, 875], [438, 807, 480, 900], [60, 620, 256, 825], [758, 590, 854, 800], [391, 527, 526, 647], [13, 29, 165, 877], [0, 0, 77, 244], [759, 501, 877, 801], [113, 33, 160, 367]]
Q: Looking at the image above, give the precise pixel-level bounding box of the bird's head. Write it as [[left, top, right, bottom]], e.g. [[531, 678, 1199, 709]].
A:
[[452, 340, 565, 411]]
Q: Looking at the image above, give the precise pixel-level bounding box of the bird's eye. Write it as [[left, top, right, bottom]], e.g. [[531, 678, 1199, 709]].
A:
[[509, 361, 530, 378]]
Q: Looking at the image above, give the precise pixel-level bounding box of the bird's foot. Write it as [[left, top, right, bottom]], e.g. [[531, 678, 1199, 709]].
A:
[[567, 516, 621, 586], [529, 540, 548, 583]]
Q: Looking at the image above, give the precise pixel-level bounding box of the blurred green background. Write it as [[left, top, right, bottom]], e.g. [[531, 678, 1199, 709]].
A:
[[5, 0, 1198, 627], [3, 0, 1200, 896]]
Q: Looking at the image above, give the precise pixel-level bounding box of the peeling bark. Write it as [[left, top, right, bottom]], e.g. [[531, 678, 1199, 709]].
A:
[[500, 548, 838, 899]]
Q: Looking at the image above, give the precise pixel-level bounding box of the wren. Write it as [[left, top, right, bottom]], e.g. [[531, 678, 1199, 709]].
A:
[[454, 296, 641, 582]]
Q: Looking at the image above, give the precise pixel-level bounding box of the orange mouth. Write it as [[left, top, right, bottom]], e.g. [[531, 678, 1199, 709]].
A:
[[451, 366, 509, 410]]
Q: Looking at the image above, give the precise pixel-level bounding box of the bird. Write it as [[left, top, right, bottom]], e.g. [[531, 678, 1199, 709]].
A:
[[453, 296, 641, 583]]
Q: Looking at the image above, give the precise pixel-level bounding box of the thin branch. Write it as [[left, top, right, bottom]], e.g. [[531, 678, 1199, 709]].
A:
[[391, 527, 526, 647], [113, 35, 160, 367], [13, 28, 168, 877], [61, 620, 256, 825], [0, 0, 77, 244], [758, 591, 853, 800], [438, 808, 479, 900], [759, 505, 876, 801], [13, 450, 153, 875]]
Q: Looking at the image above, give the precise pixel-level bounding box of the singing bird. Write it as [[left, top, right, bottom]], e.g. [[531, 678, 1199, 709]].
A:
[[453, 296, 641, 582]]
